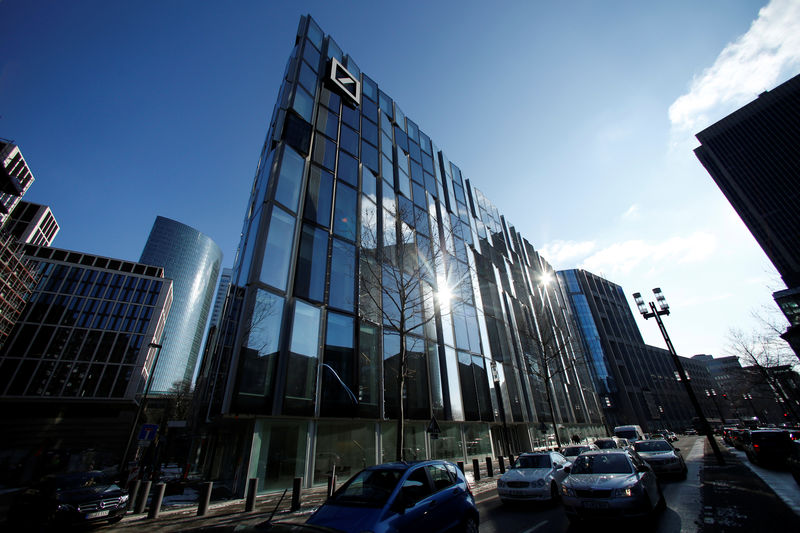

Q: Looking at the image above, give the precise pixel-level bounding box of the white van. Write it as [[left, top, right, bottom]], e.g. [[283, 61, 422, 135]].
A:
[[613, 425, 646, 442]]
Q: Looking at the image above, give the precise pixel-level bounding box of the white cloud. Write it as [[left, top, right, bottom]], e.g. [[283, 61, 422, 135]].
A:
[[539, 240, 596, 268], [579, 232, 717, 276], [622, 204, 640, 220], [669, 0, 800, 133]]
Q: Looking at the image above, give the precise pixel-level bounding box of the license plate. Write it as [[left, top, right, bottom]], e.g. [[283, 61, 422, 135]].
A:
[[583, 501, 608, 509], [508, 490, 527, 496], [86, 510, 110, 519]]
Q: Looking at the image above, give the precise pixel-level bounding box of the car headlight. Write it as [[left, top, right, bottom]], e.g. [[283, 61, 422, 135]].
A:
[[120, 494, 130, 503], [536, 479, 546, 487], [613, 485, 637, 497], [497, 479, 506, 488], [561, 485, 576, 497], [57, 503, 75, 512]]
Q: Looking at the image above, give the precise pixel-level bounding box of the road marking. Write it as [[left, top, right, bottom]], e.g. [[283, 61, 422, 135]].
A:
[[520, 521, 548, 533]]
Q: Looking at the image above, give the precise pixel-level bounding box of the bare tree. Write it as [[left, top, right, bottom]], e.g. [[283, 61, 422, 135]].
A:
[[727, 307, 800, 422], [522, 295, 588, 448], [360, 198, 464, 461]]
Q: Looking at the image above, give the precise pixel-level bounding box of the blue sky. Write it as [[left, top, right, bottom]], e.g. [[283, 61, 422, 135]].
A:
[[2, 0, 798, 358]]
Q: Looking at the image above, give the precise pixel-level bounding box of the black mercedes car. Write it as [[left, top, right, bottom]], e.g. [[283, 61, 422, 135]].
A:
[[9, 470, 129, 528]]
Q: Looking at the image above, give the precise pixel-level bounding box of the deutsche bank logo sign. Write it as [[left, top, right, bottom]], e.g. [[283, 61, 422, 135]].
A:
[[329, 57, 360, 106]]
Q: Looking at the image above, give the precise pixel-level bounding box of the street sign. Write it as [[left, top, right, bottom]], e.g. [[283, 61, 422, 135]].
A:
[[426, 416, 441, 435], [138, 423, 159, 441]]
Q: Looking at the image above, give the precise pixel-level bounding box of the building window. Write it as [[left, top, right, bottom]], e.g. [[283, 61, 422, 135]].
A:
[[333, 183, 357, 242], [274, 146, 306, 213], [328, 238, 355, 312], [321, 312, 356, 417], [284, 300, 320, 416], [260, 207, 297, 291], [294, 224, 329, 303], [304, 166, 334, 228]]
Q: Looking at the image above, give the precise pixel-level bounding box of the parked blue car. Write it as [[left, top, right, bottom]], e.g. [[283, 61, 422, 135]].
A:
[[306, 459, 479, 533]]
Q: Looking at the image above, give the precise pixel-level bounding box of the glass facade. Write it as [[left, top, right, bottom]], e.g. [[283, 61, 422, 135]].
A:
[[140, 216, 222, 393], [198, 15, 603, 494], [0, 246, 171, 401]]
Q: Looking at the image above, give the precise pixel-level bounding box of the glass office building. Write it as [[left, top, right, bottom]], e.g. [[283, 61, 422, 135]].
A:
[[0, 245, 172, 470], [197, 15, 603, 494], [140, 216, 222, 393]]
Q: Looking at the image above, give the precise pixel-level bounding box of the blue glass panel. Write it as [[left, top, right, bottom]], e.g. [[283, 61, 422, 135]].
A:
[[337, 151, 358, 187], [361, 141, 379, 174], [362, 75, 377, 101], [238, 290, 285, 397], [304, 166, 334, 227], [378, 91, 392, 114], [302, 42, 320, 71], [380, 112, 392, 136], [312, 136, 337, 171], [408, 141, 421, 163], [260, 207, 296, 290], [321, 311, 356, 415], [341, 104, 359, 131], [298, 60, 318, 96], [294, 224, 329, 302], [316, 107, 339, 140], [274, 146, 306, 213], [410, 160, 423, 184], [362, 97, 378, 123], [326, 37, 343, 61], [292, 86, 314, 123], [329, 239, 356, 311], [361, 118, 378, 147], [419, 131, 432, 154], [340, 125, 359, 156], [361, 168, 377, 202], [285, 300, 320, 415], [333, 183, 358, 242], [406, 119, 419, 144], [306, 19, 323, 50]]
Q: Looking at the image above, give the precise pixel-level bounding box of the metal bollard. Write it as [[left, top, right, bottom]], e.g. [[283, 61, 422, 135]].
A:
[[291, 477, 303, 511], [457, 461, 465, 473], [245, 478, 258, 512], [486, 457, 493, 477], [147, 483, 166, 519], [128, 479, 141, 512], [508, 454, 515, 467], [326, 474, 337, 498], [498, 456, 506, 474], [472, 459, 481, 481], [197, 481, 213, 516], [134, 480, 151, 514]]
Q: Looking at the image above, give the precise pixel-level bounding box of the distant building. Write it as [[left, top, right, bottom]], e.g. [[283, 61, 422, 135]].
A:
[[0, 231, 38, 347], [694, 73, 800, 357], [559, 268, 707, 431], [209, 268, 232, 330], [0, 139, 35, 228], [139, 216, 221, 393], [5, 201, 59, 246], [0, 245, 172, 475]]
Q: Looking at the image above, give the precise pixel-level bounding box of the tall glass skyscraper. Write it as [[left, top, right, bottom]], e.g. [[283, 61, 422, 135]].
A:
[[140, 216, 221, 393], [197, 15, 603, 494]]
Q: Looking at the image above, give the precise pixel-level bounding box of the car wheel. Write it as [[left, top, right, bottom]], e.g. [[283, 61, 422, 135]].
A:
[[463, 515, 479, 533]]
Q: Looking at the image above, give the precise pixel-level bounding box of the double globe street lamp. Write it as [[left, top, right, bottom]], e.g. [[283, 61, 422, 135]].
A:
[[632, 288, 725, 465]]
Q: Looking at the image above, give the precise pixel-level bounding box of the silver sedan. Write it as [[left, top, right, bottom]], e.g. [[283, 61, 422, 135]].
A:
[[561, 449, 664, 522], [497, 452, 570, 504]]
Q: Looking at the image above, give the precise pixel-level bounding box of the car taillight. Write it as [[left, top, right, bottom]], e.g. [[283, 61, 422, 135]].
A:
[[753, 444, 760, 448]]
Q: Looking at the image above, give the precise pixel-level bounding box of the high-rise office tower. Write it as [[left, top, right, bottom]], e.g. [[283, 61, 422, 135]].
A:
[[0, 139, 35, 228], [139, 216, 221, 394], [197, 15, 602, 494], [694, 73, 800, 355], [5, 201, 60, 246]]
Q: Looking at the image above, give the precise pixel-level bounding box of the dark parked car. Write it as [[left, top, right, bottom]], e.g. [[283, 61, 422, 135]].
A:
[[744, 429, 795, 467], [8, 470, 129, 528], [787, 439, 800, 487], [594, 437, 627, 450], [306, 460, 479, 533], [632, 439, 687, 479]]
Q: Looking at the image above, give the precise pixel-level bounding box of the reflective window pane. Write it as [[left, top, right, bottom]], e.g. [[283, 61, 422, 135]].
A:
[[304, 166, 334, 227], [294, 224, 329, 303], [285, 300, 320, 415], [333, 183, 358, 242], [274, 146, 306, 212], [358, 322, 380, 417], [260, 207, 296, 291], [337, 151, 358, 187], [312, 136, 337, 171], [237, 291, 285, 409], [340, 124, 359, 156], [329, 238, 356, 311], [292, 86, 314, 123], [316, 107, 339, 140], [321, 312, 356, 416]]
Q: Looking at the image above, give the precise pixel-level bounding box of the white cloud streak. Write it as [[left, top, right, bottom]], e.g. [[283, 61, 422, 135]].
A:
[[622, 204, 640, 220], [669, 0, 800, 133], [578, 232, 717, 276], [539, 240, 596, 268]]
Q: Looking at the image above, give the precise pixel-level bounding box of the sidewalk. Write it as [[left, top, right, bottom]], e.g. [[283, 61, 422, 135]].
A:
[[108, 438, 800, 532], [700, 437, 800, 532]]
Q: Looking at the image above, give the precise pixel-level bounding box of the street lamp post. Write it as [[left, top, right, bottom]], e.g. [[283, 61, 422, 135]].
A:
[[705, 389, 725, 423], [120, 342, 164, 476], [632, 289, 725, 465]]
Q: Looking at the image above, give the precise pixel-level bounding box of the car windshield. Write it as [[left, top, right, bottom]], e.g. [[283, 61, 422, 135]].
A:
[[595, 440, 617, 449], [45, 472, 118, 493], [634, 441, 673, 452], [513, 455, 552, 469], [562, 446, 588, 456], [571, 454, 633, 474], [329, 468, 403, 507], [616, 430, 638, 439]]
